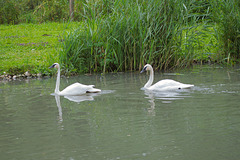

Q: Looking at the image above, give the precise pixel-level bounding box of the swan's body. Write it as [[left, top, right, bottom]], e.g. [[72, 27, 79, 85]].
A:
[[49, 63, 101, 96], [140, 64, 194, 91]]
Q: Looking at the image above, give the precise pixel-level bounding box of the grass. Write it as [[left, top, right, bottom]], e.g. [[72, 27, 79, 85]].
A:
[[0, 22, 80, 75]]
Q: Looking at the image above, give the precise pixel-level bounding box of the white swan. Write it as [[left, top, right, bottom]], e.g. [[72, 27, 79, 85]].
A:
[[140, 64, 194, 91], [49, 63, 101, 96]]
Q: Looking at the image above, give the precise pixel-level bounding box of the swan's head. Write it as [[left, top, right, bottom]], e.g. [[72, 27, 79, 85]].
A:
[[140, 64, 152, 73], [49, 63, 59, 69]]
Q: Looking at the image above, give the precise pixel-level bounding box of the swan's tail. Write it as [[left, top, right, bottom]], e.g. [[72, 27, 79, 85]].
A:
[[87, 87, 101, 93]]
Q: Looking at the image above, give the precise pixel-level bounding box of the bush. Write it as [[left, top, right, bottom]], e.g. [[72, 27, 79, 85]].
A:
[[0, 0, 20, 24], [0, 0, 71, 24]]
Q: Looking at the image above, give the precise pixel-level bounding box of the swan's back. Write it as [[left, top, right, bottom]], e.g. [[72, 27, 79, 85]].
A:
[[148, 79, 194, 91], [59, 83, 101, 96]]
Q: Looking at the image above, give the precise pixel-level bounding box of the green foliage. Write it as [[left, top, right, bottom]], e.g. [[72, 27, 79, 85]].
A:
[[0, 0, 20, 24], [1, 0, 240, 75], [210, 0, 240, 63], [60, 0, 219, 73], [0, 0, 70, 24]]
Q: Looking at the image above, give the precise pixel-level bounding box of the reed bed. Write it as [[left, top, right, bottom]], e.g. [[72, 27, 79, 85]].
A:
[[60, 0, 222, 73], [210, 0, 240, 64], [58, 0, 240, 73]]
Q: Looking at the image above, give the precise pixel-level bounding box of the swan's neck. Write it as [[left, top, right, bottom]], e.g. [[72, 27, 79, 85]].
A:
[[144, 67, 154, 88], [55, 67, 60, 94]]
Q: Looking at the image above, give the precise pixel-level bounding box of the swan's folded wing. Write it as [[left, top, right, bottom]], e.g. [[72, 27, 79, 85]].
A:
[[151, 79, 179, 88], [150, 79, 194, 91], [59, 83, 94, 96], [87, 87, 101, 93]]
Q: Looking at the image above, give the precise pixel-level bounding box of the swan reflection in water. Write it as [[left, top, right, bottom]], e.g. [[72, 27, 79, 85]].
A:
[[54, 95, 63, 122], [53, 90, 114, 122], [143, 89, 193, 115], [53, 93, 99, 123]]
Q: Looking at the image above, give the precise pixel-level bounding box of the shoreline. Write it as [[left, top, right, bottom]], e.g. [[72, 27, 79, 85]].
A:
[[0, 72, 45, 81], [1, 63, 237, 82]]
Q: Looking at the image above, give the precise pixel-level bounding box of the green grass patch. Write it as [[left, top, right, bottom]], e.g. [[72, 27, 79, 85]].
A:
[[0, 22, 80, 75]]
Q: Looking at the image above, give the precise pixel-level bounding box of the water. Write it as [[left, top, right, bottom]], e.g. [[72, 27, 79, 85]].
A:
[[0, 65, 240, 160]]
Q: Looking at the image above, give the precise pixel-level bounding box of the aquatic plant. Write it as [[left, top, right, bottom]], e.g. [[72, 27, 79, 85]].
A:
[[210, 0, 240, 64], [60, 0, 218, 73]]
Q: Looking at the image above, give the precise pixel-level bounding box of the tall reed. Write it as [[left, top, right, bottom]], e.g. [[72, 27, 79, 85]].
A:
[[210, 0, 240, 63], [60, 0, 217, 73]]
